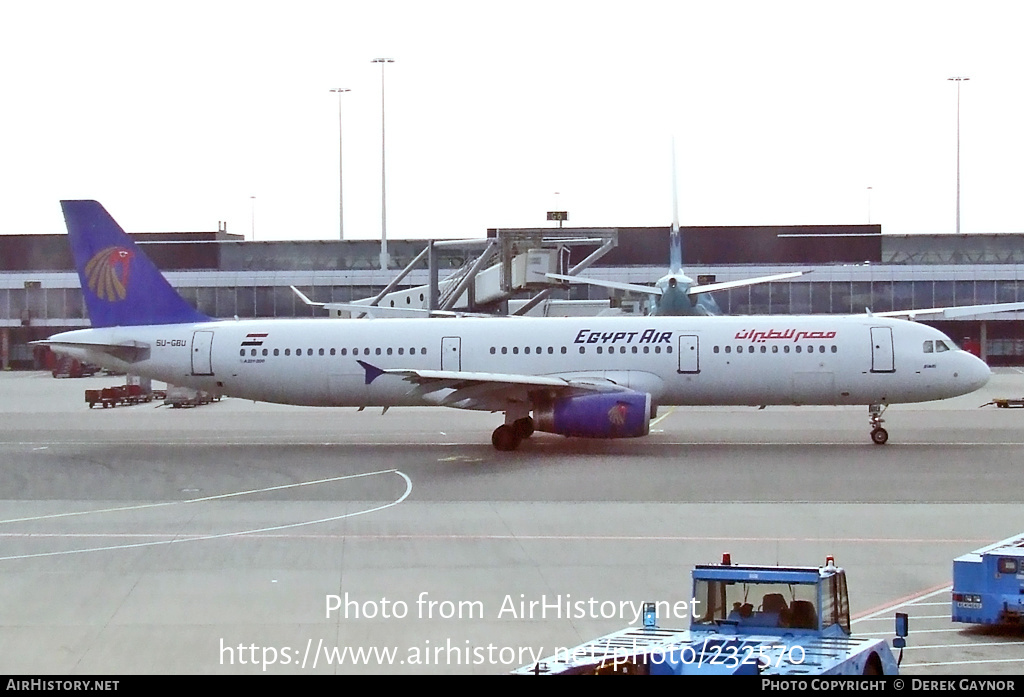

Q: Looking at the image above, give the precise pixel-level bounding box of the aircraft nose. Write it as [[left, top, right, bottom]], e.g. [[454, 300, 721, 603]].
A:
[[959, 352, 991, 392]]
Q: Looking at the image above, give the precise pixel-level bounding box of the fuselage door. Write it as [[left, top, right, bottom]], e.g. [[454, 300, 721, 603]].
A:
[[191, 330, 215, 376], [870, 326, 895, 373], [441, 336, 462, 372], [677, 334, 699, 374]]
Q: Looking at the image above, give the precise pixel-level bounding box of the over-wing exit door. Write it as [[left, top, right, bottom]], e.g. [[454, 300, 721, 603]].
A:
[[441, 336, 461, 371]]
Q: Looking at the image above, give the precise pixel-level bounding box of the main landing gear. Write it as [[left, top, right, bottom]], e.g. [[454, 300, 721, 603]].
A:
[[492, 417, 534, 451], [869, 404, 888, 445]]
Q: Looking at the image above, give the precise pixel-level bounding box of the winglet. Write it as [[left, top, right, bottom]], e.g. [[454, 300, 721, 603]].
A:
[[357, 360, 385, 385], [62, 200, 210, 327]]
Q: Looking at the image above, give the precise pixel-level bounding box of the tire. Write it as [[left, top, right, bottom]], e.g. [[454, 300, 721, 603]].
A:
[[871, 428, 888, 445], [491, 425, 521, 451]]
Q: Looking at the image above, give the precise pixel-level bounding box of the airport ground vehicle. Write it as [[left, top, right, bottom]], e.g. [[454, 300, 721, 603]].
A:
[[952, 532, 1024, 625], [163, 384, 216, 408], [52, 357, 99, 378], [515, 555, 906, 675], [85, 383, 156, 408]]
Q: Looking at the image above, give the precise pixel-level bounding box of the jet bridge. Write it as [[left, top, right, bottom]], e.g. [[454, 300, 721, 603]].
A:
[[325, 229, 618, 317]]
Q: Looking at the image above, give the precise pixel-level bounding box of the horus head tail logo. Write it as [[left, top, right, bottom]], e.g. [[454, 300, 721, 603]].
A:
[[85, 246, 133, 302]]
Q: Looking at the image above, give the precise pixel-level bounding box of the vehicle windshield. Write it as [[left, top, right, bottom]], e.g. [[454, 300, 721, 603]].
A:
[[693, 579, 820, 630]]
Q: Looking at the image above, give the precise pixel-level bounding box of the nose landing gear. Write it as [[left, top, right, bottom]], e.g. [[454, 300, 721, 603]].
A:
[[869, 404, 888, 445]]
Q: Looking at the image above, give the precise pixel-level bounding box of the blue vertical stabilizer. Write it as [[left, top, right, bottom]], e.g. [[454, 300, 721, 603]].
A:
[[62, 200, 210, 328]]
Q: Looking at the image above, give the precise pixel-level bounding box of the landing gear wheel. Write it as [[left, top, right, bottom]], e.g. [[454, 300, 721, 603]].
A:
[[512, 416, 534, 440], [871, 427, 888, 445], [491, 424, 522, 451]]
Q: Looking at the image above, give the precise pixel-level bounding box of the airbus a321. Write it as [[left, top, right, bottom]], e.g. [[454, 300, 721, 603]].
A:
[[41, 201, 991, 450]]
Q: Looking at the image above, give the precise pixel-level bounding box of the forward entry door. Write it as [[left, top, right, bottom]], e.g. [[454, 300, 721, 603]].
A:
[[870, 327, 895, 373]]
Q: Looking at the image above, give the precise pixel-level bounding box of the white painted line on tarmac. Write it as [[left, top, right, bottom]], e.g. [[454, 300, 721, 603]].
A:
[[0, 468, 412, 561]]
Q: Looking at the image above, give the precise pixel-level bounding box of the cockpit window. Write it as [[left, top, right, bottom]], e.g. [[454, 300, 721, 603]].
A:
[[923, 341, 934, 353], [936, 340, 950, 352]]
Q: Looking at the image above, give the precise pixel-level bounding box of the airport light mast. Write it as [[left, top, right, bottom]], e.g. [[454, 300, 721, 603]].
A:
[[373, 58, 395, 269], [948, 76, 969, 234], [329, 88, 350, 240]]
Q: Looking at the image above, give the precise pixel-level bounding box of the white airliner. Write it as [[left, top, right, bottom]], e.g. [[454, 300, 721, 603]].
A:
[[41, 201, 991, 450]]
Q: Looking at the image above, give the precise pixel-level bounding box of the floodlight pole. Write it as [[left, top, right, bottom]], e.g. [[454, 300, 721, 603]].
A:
[[373, 58, 395, 269], [948, 77, 969, 234]]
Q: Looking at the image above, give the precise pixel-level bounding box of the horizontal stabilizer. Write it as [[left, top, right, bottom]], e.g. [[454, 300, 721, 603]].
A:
[[687, 271, 809, 296], [33, 337, 150, 363], [546, 273, 662, 296]]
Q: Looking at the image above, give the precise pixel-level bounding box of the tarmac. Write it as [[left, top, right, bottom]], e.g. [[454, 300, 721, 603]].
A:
[[1, 368, 1023, 674]]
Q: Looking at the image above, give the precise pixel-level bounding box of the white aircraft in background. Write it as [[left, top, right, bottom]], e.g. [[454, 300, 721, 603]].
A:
[[41, 201, 991, 450], [546, 145, 807, 316]]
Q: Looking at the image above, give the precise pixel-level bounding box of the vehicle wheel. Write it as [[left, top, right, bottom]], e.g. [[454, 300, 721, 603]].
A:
[[491, 424, 521, 451], [862, 653, 883, 675], [871, 427, 888, 445]]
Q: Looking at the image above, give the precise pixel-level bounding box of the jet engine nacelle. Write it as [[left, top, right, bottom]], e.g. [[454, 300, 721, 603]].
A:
[[534, 392, 652, 439]]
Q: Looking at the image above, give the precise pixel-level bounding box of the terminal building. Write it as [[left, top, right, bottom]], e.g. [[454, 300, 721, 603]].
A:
[[2, 223, 1023, 368]]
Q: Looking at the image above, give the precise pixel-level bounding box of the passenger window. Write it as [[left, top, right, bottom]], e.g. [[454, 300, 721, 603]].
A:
[[725, 346, 731, 354], [714, 346, 720, 354], [239, 349, 245, 357], [285, 349, 291, 356], [746, 346, 753, 354], [513, 347, 519, 355], [274, 349, 280, 356], [772, 346, 778, 353], [319, 348, 325, 356], [923, 341, 934, 353], [501, 347, 507, 355], [796, 345, 802, 353]]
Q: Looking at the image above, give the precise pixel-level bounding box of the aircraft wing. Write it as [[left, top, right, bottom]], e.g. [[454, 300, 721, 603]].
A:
[[545, 273, 662, 296], [357, 360, 628, 409], [686, 271, 809, 296], [873, 301, 1024, 319]]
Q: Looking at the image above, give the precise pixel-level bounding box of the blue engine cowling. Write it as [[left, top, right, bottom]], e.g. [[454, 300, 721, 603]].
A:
[[534, 392, 651, 439]]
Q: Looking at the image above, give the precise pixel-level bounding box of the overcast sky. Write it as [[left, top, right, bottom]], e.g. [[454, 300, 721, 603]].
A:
[[2, 1, 1023, 241]]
